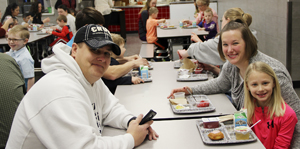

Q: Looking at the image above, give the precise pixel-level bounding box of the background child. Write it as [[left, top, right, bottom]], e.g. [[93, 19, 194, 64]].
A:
[[102, 33, 145, 94], [244, 61, 297, 149], [21, 13, 32, 27], [146, 7, 168, 53], [6, 25, 35, 92], [198, 8, 217, 40], [47, 15, 73, 47]]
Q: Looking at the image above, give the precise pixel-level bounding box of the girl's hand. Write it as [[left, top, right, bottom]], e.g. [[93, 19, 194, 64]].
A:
[[167, 86, 192, 99], [198, 27, 205, 31], [132, 77, 144, 84], [191, 32, 202, 43], [177, 50, 189, 59]]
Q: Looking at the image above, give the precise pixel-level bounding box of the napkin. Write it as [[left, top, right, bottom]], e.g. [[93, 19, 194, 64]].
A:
[[180, 58, 196, 73]]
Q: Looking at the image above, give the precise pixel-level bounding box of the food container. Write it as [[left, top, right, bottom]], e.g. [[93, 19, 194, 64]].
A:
[[196, 99, 210, 107], [174, 92, 185, 99], [234, 126, 250, 140], [202, 117, 220, 128]]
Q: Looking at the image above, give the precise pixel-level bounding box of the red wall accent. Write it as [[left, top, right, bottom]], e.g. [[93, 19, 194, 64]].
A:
[[109, 6, 170, 32]]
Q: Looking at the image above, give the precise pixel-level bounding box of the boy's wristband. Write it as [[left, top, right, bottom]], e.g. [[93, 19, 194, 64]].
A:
[[127, 116, 137, 127]]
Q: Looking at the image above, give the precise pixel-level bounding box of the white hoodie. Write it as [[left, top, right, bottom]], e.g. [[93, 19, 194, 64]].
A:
[[6, 43, 135, 149]]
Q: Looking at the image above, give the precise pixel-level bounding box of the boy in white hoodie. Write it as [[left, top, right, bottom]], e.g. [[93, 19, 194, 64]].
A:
[[6, 24, 158, 149]]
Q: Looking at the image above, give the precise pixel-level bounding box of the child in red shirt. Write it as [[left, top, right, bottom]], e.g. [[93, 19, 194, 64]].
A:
[[146, 7, 168, 51], [47, 15, 73, 47], [244, 62, 297, 149]]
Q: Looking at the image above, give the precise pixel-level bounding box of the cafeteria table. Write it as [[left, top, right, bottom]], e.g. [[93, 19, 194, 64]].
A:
[[156, 20, 208, 60], [114, 62, 237, 120], [102, 119, 265, 149], [0, 31, 53, 67], [0, 32, 52, 45]]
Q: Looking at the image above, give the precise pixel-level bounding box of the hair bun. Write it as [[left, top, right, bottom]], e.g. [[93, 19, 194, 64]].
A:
[[234, 18, 244, 24]]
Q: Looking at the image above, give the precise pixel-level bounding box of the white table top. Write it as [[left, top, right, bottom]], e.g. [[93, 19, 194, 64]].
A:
[[157, 20, 208, 38], [115, 62, 237, 120], [0, 32, 51, 45], [102, 119, 265, 149]]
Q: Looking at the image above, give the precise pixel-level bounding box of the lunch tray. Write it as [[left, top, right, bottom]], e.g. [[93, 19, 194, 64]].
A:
[[182, 26, 198, 29], [36, 32, 48, 35], [127, 70, 152, 82], [160, 26, 177, 29], [148, 62, 153, 70], [196, 120, 257, 144], [177, 71, 208, 81], [170, 95, 215, 114]]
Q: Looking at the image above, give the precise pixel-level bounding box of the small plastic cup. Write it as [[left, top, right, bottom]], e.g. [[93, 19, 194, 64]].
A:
[[234, 126, 251, 140], [174, 92, 185, 99]]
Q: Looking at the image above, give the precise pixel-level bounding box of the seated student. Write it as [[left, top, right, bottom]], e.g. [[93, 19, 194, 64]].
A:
[[6, 25, 35, 92], [0, 53, 25, 148], [244, 62, 297, 149], [56, 4, 76, 35], [146, 7, 167, 51], [138, 0, 157, 41], [47, 15, 73, 47], [7, 18, 18, 33], [198, 8, 217, 40], [21, 13, 32, 28], [102, 33, 145, 94], [6, 24, 158, 148]]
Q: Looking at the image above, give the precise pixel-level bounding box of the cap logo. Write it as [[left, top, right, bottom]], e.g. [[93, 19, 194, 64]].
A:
[[91, 26, 110, 33]]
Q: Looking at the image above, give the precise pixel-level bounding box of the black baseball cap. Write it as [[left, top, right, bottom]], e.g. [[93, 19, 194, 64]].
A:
[[74, 24, 121, 55]]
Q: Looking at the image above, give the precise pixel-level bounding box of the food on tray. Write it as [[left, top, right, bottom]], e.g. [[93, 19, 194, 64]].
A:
[[175, 104, 190, 110], [208, 130, 224, 140], [219, 115, 234, 123], [168, 25, 175, 28], [180, 58, 196, 73], [202, 118, 220, 128], [196, 100, 209, 107], [175, 104, 185, 109], [169, 98, 187, 105], [183, 24, 190, 28], [234, 126, 250, 140]]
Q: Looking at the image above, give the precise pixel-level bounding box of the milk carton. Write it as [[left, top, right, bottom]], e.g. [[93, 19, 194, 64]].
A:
[[234, 111, 247, 127], [140, 65, 148, 79]]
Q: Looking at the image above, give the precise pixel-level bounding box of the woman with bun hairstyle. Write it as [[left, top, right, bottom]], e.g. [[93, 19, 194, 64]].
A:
[[1, 3, 19, 24], [168, 18, 300, 148], [178, 8, 255, 66], [138, 0, 157, 41]]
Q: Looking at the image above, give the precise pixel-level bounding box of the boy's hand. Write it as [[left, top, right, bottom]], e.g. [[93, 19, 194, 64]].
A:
[[132, 77, 144, 84], [50, 26, 57, 30]]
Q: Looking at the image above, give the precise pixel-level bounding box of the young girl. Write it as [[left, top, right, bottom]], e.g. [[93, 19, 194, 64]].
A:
[[244, 62, 298, 149]]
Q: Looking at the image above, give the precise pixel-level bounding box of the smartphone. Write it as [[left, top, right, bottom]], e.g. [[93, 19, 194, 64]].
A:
[[139, 109, 157, 125]]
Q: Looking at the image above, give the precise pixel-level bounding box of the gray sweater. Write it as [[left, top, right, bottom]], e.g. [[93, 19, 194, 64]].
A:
[[191, 51, 300, 148], [187, 29, 258, 66]]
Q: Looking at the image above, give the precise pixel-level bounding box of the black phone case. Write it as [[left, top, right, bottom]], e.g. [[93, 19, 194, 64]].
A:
[[139, 109, 157, 125]]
